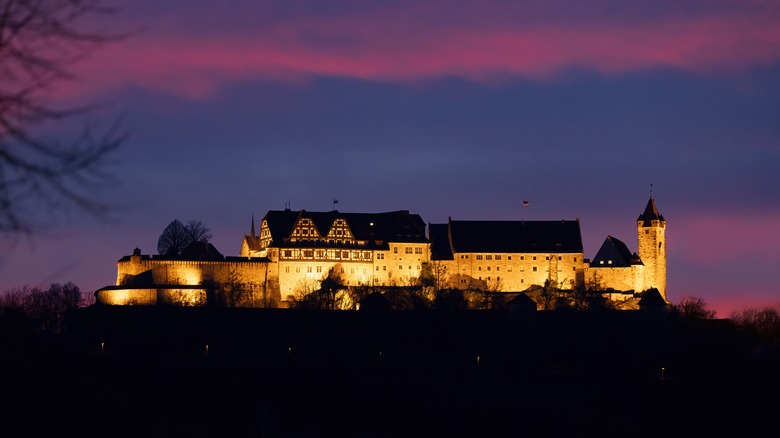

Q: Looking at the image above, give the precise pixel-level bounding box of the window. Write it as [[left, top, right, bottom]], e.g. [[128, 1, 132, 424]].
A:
[[383, 266, 386, 271], [533, 266, 537, 272], [600, 260, 604, 265], [487, 267, 491, 271], [405, 247, 413, 254], [573, 267, 576, 271], [316, 266, 322, 273], [304, 250, 313, 258], [478, 266, 482, 271], [377, 253, 385, 260], [307, 266, 312, 273], [284, 250, 292, 257], [558, 256, 562, 260], [574, 257, 577, 262], [507, 256, 512, 260], [376, 266, 380, 271], [476, 255, 483, 260], [532, 256, 536, 260], [521, 279, 524, 283], [486, 255, 492, 260], [399, 265, 403, 269], [285, 266, 289, 273], [545, 256, 549, 260], [394, 247, 398, 254], [495, 255, 501, 260], [496, 266, 500, 271], [415, 247, 422, 254]]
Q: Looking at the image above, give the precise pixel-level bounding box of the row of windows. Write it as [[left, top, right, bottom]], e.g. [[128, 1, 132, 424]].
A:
[[460, 254, 578, 262], [394, 246, 425, 254], [283, 265, 421, 273], [281, 249, 373, 260]]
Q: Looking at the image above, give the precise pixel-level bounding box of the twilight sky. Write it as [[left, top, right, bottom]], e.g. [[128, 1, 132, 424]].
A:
[[1, 0, 779, 317]]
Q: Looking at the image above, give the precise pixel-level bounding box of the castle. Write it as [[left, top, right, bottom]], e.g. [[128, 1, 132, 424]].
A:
[[95, 197, 667, 308]]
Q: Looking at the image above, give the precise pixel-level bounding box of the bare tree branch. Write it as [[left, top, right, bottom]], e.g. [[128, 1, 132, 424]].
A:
[[0, 0, 132, 234]]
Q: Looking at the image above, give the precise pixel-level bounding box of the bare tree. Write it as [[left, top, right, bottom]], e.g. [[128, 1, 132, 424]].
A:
[[185, 219, 212, 243], [0, 282, 85, 333], [0, 0, 129, 234], [157, 218, 212, 256], [157, 219, 189, 256], [674, 295, 716, 319], [731, 307, 780, 344]]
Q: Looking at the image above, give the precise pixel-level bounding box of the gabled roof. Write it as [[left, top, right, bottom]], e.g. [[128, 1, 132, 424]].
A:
[[637, 197, 665, 227], [590, 235, 642, 267], [437, 219, 583, 254], [261, 209, 428, 246]]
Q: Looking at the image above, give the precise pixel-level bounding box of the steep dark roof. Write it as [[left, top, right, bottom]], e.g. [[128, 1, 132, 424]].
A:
[[429, 223, 453, 260], [637, 197, 665, 227], [179, 241, 224, 261], [242, 235, 263, 252], [440, 219, 583, 253], [261, 209, 428, 247], [638, 288, 667, 307], [507, 292, 537, 309], [590, 235, 642, 267]]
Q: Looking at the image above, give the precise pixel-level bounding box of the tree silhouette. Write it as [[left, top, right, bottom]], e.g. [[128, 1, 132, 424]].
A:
[[674, 295, 716, 319], [0, 282, 85, 334], [731, 307, 780, 344], [157, 219, 212, 257], [0, 0, 129, 234]]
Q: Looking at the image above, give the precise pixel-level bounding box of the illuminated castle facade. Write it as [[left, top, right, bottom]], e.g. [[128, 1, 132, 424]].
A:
[[95, 197, 666, 308]]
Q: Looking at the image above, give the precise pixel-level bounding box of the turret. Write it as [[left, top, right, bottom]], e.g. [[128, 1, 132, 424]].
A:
[[636, 197, 666, 299]]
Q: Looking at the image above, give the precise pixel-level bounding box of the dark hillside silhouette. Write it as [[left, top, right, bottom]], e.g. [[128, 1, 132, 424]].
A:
[[2, 305, 779, 437]]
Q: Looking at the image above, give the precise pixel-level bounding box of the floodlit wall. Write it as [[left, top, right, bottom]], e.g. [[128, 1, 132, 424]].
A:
[[443, 251, 586, 291]]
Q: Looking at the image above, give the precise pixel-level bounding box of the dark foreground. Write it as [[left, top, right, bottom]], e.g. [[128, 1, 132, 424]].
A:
[[2, 306, 779, 437]]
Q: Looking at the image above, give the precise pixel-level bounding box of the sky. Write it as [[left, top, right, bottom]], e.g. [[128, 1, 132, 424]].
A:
[[1, 0, 779, 318]]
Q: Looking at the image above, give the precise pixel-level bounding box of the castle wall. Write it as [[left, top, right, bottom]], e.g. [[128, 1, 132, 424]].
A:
[[117, 256, 271, 287], [445, 251, 586, 291], [584, 265, 643, 296], [96, 288, 207, 306]]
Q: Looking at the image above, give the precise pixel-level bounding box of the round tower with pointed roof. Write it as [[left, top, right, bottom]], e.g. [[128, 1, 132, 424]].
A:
[[636, 196, 666, 299]]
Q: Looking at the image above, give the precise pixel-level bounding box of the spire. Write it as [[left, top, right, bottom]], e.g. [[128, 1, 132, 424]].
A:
[[251, 214, 256, 237], [637, 197, 665, 226]]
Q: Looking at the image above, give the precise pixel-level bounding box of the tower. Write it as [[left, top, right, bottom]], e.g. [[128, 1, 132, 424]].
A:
[[636, 196, 666, 299]]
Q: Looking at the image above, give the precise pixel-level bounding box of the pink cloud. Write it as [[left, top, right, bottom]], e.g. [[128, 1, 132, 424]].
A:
[[51, 2, 780, 100]]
